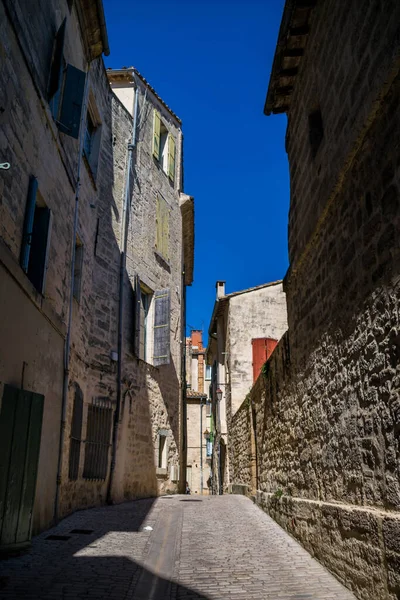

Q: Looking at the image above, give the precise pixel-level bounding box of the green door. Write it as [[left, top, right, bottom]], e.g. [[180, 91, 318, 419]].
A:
[[0, 384, 44, 552]]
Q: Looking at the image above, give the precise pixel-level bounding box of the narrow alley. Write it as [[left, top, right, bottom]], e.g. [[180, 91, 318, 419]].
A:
[[0, 496, 355, 600]]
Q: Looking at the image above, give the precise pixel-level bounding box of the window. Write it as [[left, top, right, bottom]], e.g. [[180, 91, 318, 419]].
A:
[[20, 176, 52, 294], [69, 384, 83, 480], [83, 94, 102, 179], [206, 401, 211, 417], [134, 277, 153, 363], [134, 278, 170, 366], [158, 431, 168, 469], [48, 19, 86, 139], [155, 195, 170, 261], [73, 237, 83, 302], [160, 123, 168, 173], [206, 439, 212, 458], [83, 400, 113, 480], [152, 109, 176, 184], [205, 365, 212, 380], [308, 109, 324, 158], [153, 288, 171, 366], [139, 290, 150, 361]]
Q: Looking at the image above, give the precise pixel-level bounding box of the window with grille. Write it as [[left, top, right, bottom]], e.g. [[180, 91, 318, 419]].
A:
[[69, 384, 83, 480], [83, 400, 113, 480]]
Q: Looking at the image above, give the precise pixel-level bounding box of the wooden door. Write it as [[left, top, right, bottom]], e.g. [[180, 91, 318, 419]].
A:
[[0, 384, 44, 552]]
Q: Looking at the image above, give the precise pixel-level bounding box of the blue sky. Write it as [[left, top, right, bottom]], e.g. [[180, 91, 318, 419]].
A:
[[103, 0, 289, 342]]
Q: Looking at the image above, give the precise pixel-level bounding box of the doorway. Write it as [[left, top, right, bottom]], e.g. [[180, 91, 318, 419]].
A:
[[0, 384, 44, 552]]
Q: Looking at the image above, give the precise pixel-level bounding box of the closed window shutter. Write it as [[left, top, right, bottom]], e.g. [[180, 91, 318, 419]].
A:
[[162, 200, 169, 260], [155, 196, 161, 253], [152, 110, 161, 160], [134, 274, 141, 357], [57, 65, 86, 139], [28, 207, 52, 294], [167, 134, 176, 182], [153, 289, 170, 366], [20, 176, 38, 273], [48, 19, 66, 103]]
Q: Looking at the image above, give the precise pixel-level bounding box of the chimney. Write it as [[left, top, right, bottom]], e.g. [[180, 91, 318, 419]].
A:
[[216, 280, 226, 300], [191, 330, 202, 349]]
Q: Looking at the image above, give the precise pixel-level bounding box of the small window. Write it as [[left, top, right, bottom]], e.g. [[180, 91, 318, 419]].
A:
[[69, 384, 83, 480], [83, 94, 102, 179], [73, 237, 84, 302], [158, 432, 168, 469], [205, 365, 212, 380], [160, 123, 168, 174], [83, 400, 113, 480], [151, 109, 176, 184], [20, 177, 52, 294], [206, 439, 212, 457], [139, 289, 151, 362], [308, 109, 324, 158], [155, 195, 170, 261], [206, 401, 211, 417]]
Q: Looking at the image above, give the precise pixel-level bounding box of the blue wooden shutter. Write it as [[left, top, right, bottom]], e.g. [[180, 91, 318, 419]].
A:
[[28, 207, 52, 294], [134, 274, 141, 357], [48, 18, 66, 117], [57, 65, 86, 139], [153, 289, 170, 366], [20, 176, 38, 273]]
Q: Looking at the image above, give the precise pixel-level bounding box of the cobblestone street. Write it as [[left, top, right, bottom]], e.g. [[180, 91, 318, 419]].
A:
[[0, 495, 356, 600]]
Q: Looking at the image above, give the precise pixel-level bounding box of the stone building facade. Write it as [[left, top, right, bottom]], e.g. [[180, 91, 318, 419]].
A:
[[206, 280, 287, 495], [0, 0, 110, 544], [0, 0, 194, 550], [107, 67, 194, 501], [228, 2, 400, 599], [185, 331, 212, 495]]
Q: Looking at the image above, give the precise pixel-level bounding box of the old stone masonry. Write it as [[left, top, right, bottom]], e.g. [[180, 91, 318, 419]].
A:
[[0, 496, 356, 600]]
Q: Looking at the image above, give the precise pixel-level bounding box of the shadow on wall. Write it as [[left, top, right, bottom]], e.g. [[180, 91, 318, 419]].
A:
[[0, 499, 209, 599], [113, 348, 181, 501]]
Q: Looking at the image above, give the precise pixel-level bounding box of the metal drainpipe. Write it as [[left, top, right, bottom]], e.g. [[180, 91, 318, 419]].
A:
[[200, 398, 203, 495], [53, 63, 90, 524], [107, 79, 139, 504]]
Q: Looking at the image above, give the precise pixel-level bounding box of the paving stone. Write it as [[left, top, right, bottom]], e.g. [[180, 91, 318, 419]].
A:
[[0, 495, 356, 599]]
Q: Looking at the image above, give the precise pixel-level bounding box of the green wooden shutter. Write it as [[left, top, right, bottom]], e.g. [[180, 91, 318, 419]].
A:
[[20, 176, 38, 273], [0, 385, 44, 550], [155, 196, 161, 253], [152, 110, 161, 160], [153, 289, 170, 366], [134, 274, 141, 357], [57, 65, 86, 139], [48, 18, 66, 118], [168, 134, 176, 183]]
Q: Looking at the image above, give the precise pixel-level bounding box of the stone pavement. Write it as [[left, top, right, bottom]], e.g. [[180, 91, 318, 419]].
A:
[[0, 495, 356, 600]]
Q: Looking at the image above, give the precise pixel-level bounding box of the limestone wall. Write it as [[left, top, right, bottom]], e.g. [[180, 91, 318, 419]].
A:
[[228, 2, 400, 598]]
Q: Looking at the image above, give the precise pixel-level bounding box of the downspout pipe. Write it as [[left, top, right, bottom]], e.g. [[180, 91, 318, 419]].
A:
[[54, 64, 90, 524], [200, 398, 203, 495], [107, 80, 139, 504]]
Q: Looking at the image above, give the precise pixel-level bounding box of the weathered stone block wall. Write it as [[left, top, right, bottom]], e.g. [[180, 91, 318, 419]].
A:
[[0, 0, 106, 532], [228, 394, 254, 493], [111, 77, 185, 498], [228, 4, 400, 597], [286, 0, 400, 267], [250, 74, 400, 600]]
